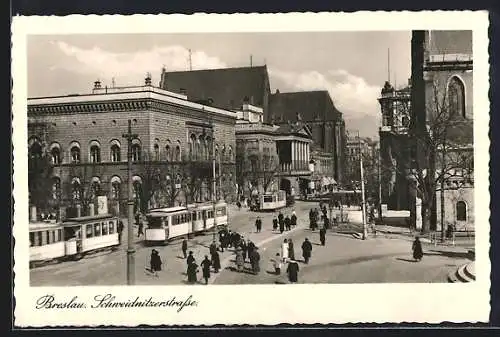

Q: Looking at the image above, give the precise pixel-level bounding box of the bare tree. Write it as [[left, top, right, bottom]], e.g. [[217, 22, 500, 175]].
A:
[[28, 145, 55, 214], [391, 82, 473, 234], [238, 151, 280, 194]]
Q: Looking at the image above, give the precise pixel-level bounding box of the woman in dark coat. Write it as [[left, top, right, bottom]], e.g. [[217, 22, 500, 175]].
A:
[[290, 213, 297, 228], [284, 216, 291, 231], [247, 240, 255, 262], [187, 251, 195, 266], [212, 251, 221, 273], [250, 249, 260, 274], [240, 239, 247, 262], [286, 259, 300, 283], [412, 237, 423, 262], [288, 239, 295, 260], [273, 218, 278, 231], [301, 238, 313, 264], [150, 249, 162, 277], [319, 227, 326, 246], [181, 238, 188, 258], [201, 255, 212, 284], [187, 260, 198, 284]]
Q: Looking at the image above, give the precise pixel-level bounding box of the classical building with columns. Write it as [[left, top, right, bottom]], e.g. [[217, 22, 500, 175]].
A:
[[28, 76, 237, 220], [235, 103, 313, 198]]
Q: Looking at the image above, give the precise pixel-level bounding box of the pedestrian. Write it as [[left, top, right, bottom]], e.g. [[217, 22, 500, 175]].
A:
[[319, 227, 326, 246], [256, 216, 262, 233], [187, 260, 198, 284], [286, 259, 300, 283], [281, 239, 289, 263], [288, 239, 295, 260], [279, 218, 285, 234], [181, 237, 188, 258], [412, 236, 423, 262], [117, 220, 124, 244], [278, 211, 284, 228], [212, 250, 221, 273], [290, 212, 297, 228], [250, 248, 261, 275], [270, 253, 282, 275], [209, 240, 218, 256], [284, 216, 291, 231], [150, 249, 162, 277], [247, 240, 255, 262], [272, 217, 278, 231], [201, 255, 212, 284], [301, 238, 313, 264], [240, 239, 247, 262], [237, 201, 241, 210], [187, 251, 195, 266], [324, 217, 330, 230], [235, 247, 244, 272]]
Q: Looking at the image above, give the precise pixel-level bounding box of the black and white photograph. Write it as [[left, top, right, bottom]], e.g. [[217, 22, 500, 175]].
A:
[[12, 12, 490, 326]]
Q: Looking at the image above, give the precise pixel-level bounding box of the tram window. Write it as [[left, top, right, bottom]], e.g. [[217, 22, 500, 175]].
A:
[[263, 196, 273, 203], [54, 229, 59, 242], [86, 224, 93, 238], [29, 232, 35, 247], [108, 221, 115, 234], [192, 212, 197, 221], [47, 230, 55, 244], [35, 232, 42, 246], [41, 231, 47, 245], [102, 222, 109, 235], [94, 223, 101, 237]]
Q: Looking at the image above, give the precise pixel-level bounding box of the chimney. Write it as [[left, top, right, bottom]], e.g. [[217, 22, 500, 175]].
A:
[[145, 72, 152, 86], [94, 79, 102, 90], [159, 66, 166, 88]]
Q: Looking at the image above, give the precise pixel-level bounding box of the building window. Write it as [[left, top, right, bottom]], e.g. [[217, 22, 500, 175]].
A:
[[90, 145, 101, 163], [175, 145, 181, 161], [52, 177, 61, 200], [456, 201, 467, 221], [51, 147, 61, 165], [154, 143, 160, 161], [70, 146, 81, 164], [110, 144, 121, 162], [71, 179, 81, 201], [448, 76, 466, 118], [111, 176, 121, 200], [132, 144, 141, 162]]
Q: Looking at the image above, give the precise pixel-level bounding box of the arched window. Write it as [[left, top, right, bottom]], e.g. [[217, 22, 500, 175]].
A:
[[110, 140, 121, 162], [132, 176, 142, 211], [189, 134, 196, 159], [131, 139, 141, 162], [153, 143, 160, 161], [215, 144, 219, 162], [71, 177, 81, 201], [49, 143, 61, 165], [448, 76, 466, 118], [228, 146, 233, 162], [165, 140, 172, 161], [175, 143, 181, 162], [110, 176, 121, 200], [90, 177, 101, 199], [29, 138, 42, 160], [69, 142, 81, 164], [89, 141, 101, 163], [456, 201, 467, 221], [199, 135, 205, 160], [221, 145, 226, 162], [52, 177, 61, 200]]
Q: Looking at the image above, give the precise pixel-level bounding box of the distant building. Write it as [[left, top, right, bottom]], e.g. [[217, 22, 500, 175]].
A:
[[28, 77, 237, 219], [269, 90, 346, 185], [378, 81, 412, 210], [235, 103, 313, 198]]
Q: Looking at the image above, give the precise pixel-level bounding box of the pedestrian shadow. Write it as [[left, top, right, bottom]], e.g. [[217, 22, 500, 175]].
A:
[[177, 256, 186, 260], [395, 257, 417, 263], [225, 266, 256, 275], [274, 280, 288, 284], [312, 242, 322, 246], [266, 270, 278, 275], [426, 250, 471, 260]]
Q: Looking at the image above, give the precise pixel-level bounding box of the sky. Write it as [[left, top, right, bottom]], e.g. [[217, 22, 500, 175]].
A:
[[27, 32, 412, 138]]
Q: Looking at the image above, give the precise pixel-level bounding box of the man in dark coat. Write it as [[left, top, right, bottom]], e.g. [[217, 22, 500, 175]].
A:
[[278, 212, 284, 230], [324, 217, 330, 230], [187, 251, 195, 266], [117, 220, 124, 244], [209, 240, 218, 256], [290, 213, 297, 228], [286, 259, 300, 283], [247, 240, 255, 262], [288, 239, 295, 260], [255, 217, 262, 233], [250, 249, 261, 274], [301, 238, 313, 264], [412, 237, 424, 262], [284, 216, 291, 231], [211, 250, 221, 273], [240, 239, 247, 262], [201, 255, 212, 284], [187, 260, 198, 284], [319, 227, 326, 246], [181, 238, 188, 258], [150, 249, 162, 277], [273, 217, 278, 232]]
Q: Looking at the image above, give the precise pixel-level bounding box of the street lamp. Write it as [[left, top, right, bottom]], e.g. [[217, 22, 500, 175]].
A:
[[122, 119, 138, 285], [357, 131, 367, 240], [210, 119, 217, 241]]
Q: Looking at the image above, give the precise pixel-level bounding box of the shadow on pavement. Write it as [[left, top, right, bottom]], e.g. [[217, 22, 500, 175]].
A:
[[426, 249, 472, 260], [396, 257, 417, 263], [225, 266, 257, 275]]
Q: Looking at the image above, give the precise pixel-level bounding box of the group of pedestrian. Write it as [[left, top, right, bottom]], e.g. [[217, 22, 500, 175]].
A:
[[272, 210, 298, 234], [180, 237, 222, 285], [233, 237, 261, 274], [218, 227, 246, 252]]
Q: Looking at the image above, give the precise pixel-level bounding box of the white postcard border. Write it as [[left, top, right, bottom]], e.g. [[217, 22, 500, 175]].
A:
[[12, 11, 491, 326]]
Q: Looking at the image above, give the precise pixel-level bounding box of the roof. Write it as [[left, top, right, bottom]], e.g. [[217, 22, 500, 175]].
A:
[[160, 66, 270, 111], [274, 122, 312, 138], [428, 31, 472, 56], [269, 90, 343, 123], [29, 221, 62, 231], [63, 214, 115, 223]]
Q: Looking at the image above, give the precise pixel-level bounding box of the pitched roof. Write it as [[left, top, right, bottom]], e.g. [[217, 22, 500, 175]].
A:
[[269, 90, 343, 123], [160, 66, 270, 111]]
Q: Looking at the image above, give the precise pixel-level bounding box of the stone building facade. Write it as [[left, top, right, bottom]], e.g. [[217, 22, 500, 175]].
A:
[[28, 78, 237, 219]]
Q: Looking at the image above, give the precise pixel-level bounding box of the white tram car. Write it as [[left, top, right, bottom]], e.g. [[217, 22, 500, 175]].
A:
[[29, 214, 120, 266], [252, 190, 287, 211], [145, 201, 228, 245]]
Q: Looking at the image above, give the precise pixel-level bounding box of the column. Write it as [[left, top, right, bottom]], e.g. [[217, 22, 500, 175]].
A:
[[76, 204, 82, 217], [301, 142, 305, 169], [291, 141, 295, 171], [89, 203, 95, 216], [30, 206, 37, 222], [306, 143, 309, 163]]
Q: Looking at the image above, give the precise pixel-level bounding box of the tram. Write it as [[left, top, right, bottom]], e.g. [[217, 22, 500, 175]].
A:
[[250, 190, 287, 211], [145, 201, 228, 244], [29, 213, 120, 266]]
